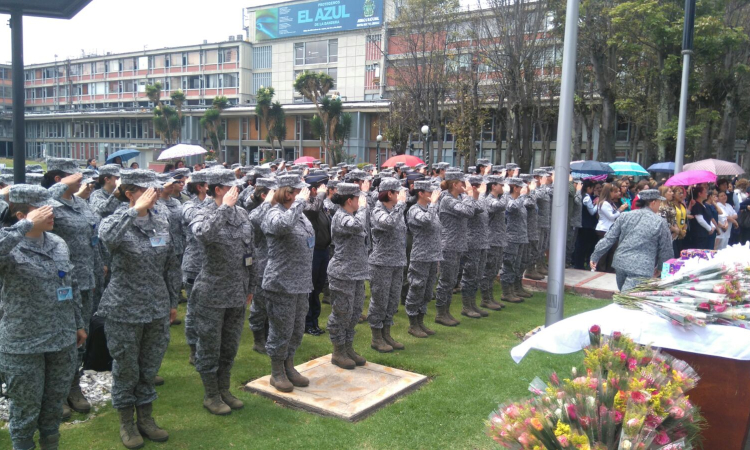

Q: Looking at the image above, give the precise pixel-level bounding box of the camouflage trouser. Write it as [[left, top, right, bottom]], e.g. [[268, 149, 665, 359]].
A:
[[194, 304, 246, 375], [616, 271, 647, 292], [523, 240, 539, 272], [460, 249, 487, 303], [481, 247, 503, 299], [566, 226, 579, 265], [436, 250, 462, 308], [70, 289, 94, 391], [401, 233, 413, 301], [327, 277, 365, 346], [538, 228, 550, 264], [501, 243, 523, 284], [184, 272, 198, 346], [404, 261, 439, 317], [248, 278, 268, 333], [0, 344, 76, 450], [367, 265, 403, 329], [265, 291, 308, 361], [105, 317, 170, 409]]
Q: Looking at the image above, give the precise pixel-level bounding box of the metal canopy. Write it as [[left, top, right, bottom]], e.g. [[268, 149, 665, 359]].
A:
[[0, 0, 93, 19]]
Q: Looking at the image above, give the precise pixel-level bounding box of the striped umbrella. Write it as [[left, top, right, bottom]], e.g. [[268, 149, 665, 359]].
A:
[[683, 158, 744, 176]]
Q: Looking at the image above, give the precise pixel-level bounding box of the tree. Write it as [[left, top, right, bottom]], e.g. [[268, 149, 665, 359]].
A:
[[200, 96, 229, 163], [309, 96, 352, 165], [293, 71, 335, 164], [146, 82, 185, 147], [255, 86, 287, 158], [381, 93, 414, 156]]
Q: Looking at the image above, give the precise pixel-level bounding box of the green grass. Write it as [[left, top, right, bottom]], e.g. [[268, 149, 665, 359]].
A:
[[0, 286, 610, 450], [0, 159, 46, 170]]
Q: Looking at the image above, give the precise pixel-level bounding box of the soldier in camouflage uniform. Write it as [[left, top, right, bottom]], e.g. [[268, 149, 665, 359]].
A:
[[98, 170, 179, 449], [435, 171, 478, 326], [404, 180, 441, 338], [590, 189, 674, 291], [500, 178, 533, 303], [533, 169, 553, 275], [459, 175, 490, 319], [480, 175, 507, 311], [90, 164, 122, 219], [45, 158, 105, 415], [247, 178, 278, 354], [189, 169, 254, 416], [158, 172, 187, 324], [367, 178, 408, 352], [0, 185, 86, 450], [326, 183, 369, 369], [520, 173, 545, 282], [566, 177, 584, 266], [262, 175, 314, 392]]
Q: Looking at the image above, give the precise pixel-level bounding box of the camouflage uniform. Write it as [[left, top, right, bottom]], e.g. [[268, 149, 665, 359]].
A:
[[481, 189, 508, 300], [367, 194, 407, 329], [404, 192, 442, 317], [460, 190, 489, 303], [566, 182, 583, 265], [98, 199, 179, 409], [90, 187, 121, 219], [435, 191, 477, 308], [190, 198, 255, 376], [501, 191, 533, 284], [327, 205, 369, 345], [521, 184, 541, 273], [0, 188, 81, 450], [536, 182, 552, 266], [248, 201, 272, 334], [262, 191, 314, 361]]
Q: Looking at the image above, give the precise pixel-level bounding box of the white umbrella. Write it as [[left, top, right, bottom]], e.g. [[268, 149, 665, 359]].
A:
[[683, 158, 745, 176], [157, 144, 207, 161]]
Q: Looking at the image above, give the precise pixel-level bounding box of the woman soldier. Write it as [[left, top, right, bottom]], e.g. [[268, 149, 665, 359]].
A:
[[368, 177, 408, 352], [327, 182, 369, 368], [404, 180, 441, 338], [190, 169, 254, 416], [181, 170, 210, 365], [98, 169, 179, 449], [44, 158, 105, 416], [262, 175, 313, 393], [158, 173, 187, 326], [90, 164, 122, 219], [479, 175, 507, 311], [0, 185, 87, 450], [458, 175, 490, 319], [500, 178, 533, 303], [434, 172, 478, 326], [247, 178, 278, 355]]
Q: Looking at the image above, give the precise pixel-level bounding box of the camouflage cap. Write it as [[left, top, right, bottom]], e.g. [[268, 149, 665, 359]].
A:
[[394, 162, 406, 169], [254, 166, 272, 177], [121, 169, 163, 189], [414, 163, 426, 170], [313, 159, 321, 165], [639, 189, 665, 201], [205, 160, 220, 168], [532, 169, 550, 177], [346, 164, 357, 171], [9, 184, 61, 207], [320, 164, 330, 169], [434, 162, 450, 170], [231, 163, 241, 170], [25, 173, 43, 185], [485, 175, 505, 185], [99, 164, 121, 177], [337, 182, 361, 196], [0, 174, 13, 186], [491, 165, 506, 173], [204, 169, 244, 187], [346, 169, 372, 181], [362, 164, 374, 172], [519, 174, 534, 183], [505, 177, 525, 187], [444, 171, 465, 181], [379, 177, 407, 192], [337, 162, 347, 168], [413, 180, 439, 191], [46, 158, 80, 174], [468, 166, 476, 174], [277, 174, 308, 189], [173, 168, 191, 178], [476, 158, 491, 167], [327, 180, 340, 189], [255, 177, 278, 190], [467, 175, 485, 185], [1, 168, 13, 174], [25, 164, 44, 174], [188, 170, 209, 184], [505, 163, 519, 170], [81, 169, 96, 184]]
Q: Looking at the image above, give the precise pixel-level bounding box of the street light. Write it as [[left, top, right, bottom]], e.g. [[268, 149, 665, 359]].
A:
[[421, 125, 430, 166], [376, 134, 383, 169]]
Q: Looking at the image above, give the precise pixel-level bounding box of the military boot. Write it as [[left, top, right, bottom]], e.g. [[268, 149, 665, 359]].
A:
[[269, 359, 294, 392], [537, 261, 549, 276], [460, 296, 481, 319], [417, 313, 436, 335], [118, 406, 144, 449], [382, 325, 404, 350], [370, 327, 393, 353], [39, 433, 60, 450], [435, 305, 459, 327], [251, 329, 267, 355], [470, 297, 490, 317], [61, 403, 72, 421], [515, 280, 533, 298], [68, 370, 91, 414], [408, 315, 428, 338], [525, 265, 545, 280], [445, 303, 461, 325], [200, 372, 232, 415], [480, 290, 503, 311], [284, 356, 310, 387], [346, 342, 367, 366], [331, 343, 356, 370], [153, 375, 165, 386], [188, 344, 196, 366], [218, 369, 244, 410], [500, 282, 523, 303], [136, 403, 169, 442]]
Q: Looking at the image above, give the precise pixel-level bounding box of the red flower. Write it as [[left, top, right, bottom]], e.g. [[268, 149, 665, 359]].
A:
[[654, 431, 670, 445], [628, 358, 638, 371], [612, 331, 622, 341], [630, 390, 648, 403], [619, 352, 627, 362], [645, 414, 661, 428], [613, 410, 624, 423], [566, 404, 577, 420], [550, 372, 560, 386], [579, 416, 591, 428], [590, 324, 601, 334]]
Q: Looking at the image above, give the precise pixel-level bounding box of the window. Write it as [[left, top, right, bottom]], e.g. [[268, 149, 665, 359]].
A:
[[25, 70, 33, 81], [206, 74, 220, 89], [164, 54, 171, 68], [294, 39, 338, 65], [82, 64, 92, 76], [222, 73, 239, 88], [94, 61, 106, 74], [44, 68, 57, 79], [616, 118, 630, 142], [69, 64, 80, 76], [187, 52, 200, 66], [123, 58, 136, 71], [253, 46, 272, 69], [218, 48, 236, 63], [153, 54, 166, 69], [252, 72, 272, 95], [205, 49, 218, 64], [137, 56, 149, 70], [107, 60, 121, 73]]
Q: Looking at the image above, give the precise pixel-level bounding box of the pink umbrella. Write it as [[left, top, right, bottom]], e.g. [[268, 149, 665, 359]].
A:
[[664, 170, 717, 186], [683, 158, 745, 176], [294, 156, 316, 168]]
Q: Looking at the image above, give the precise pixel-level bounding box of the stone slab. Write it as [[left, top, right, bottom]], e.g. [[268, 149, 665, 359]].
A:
[[523, 268, 619, 299], [244, 354, 428, 422]]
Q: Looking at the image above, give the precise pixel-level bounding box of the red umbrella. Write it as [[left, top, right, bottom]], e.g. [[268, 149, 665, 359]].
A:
[[294, 156, 316, 168], [381, 154, 425, 168]]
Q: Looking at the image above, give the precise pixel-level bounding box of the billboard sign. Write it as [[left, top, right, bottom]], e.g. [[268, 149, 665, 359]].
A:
[[254, 0, 382, 41]]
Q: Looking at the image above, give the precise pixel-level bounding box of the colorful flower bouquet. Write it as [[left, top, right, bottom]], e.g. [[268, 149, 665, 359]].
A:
[[614, 244, 750, 329], [487, 326, 704, 449]]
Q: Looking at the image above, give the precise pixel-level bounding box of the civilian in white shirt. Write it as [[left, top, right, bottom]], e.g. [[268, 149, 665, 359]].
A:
[[594, 183, 628, 272], [716, 190, 737, 250]]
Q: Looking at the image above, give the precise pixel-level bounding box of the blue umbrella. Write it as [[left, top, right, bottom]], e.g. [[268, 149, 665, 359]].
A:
[[647, 162, 675, 173], [570, 160, 614, 175], [106, 148, 140, 164]]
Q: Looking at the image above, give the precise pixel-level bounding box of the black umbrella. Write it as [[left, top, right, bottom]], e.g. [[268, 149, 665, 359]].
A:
[[570, 160, 614, 175]]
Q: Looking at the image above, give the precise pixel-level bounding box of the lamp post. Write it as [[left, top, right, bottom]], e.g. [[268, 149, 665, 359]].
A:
[[421, 125, 430, 167], [376, 134, 383, 169], [674, 0, 696, 175]]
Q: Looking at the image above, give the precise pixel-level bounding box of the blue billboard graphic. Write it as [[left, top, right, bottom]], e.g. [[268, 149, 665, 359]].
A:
[[255, 0, 382, 41]]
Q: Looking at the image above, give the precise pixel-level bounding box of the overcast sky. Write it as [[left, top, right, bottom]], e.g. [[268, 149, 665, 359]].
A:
[[0, 0, 261, 65]]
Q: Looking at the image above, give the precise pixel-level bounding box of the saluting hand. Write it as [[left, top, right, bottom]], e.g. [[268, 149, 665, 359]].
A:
[[397, 189, 407, 203], [265, 189, 275, 204], [134, 188, 157, 214], [478, 183, 487, 195], [223, 186, 239, 207], [296, 187, 310, 201], [520, 186, 529, 195], [430, 190, 440, 204], [362, 180, 371, 192], [590, 261, 597, 271], [0, 185, 10, 198], [464, 181, 473, 196], [27, 205, 54, 231], [61, 173, 83, 187], [358, 194, 367, 209]]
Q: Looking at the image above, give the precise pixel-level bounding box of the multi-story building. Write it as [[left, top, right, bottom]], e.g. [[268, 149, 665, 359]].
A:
[[0, 64, 13, 157]]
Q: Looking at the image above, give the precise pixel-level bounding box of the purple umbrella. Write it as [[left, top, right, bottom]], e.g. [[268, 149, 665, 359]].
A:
[[664, 170, 717, 186]]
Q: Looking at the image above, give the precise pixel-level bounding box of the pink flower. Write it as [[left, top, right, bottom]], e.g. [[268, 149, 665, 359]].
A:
[[669, 407, 685, 419], [655, 431, 671, 445], [550, 372, 560, 386], [579, 416, 591, 428], [613, 331, 622, 341], [698, 302, 711, 312], [557, 435, 569, 446], [619, 352, 627, 362], [588, 378, 599, 390], [566, 404, 577, 420], [627, 417, 641, 428], [631, 391, 649, 404], [613, 411, 624, 423], [518, 432, 531, 446], [714, 304, 728, 313], [645, 414, 661, 428], [628, 358, 638, 371]]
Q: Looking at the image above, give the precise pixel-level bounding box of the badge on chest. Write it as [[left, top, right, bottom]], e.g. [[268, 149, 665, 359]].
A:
[[307, 236, 315, 248], [150, 235, 168, 247]]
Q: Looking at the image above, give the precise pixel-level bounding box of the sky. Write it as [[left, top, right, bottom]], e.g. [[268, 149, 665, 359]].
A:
[[0, 0, 262, 65]]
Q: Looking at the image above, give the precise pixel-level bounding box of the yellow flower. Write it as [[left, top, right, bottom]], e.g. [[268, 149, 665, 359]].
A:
[[555, 421, 571, 437]]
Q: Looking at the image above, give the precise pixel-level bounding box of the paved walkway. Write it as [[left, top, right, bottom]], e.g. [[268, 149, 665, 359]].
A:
[[523, 268, 619, 299]]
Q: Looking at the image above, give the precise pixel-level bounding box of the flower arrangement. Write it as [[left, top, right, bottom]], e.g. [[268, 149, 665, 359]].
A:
[[204, 148, 217, 161], [614, 245, 750, 329], [486, 326, 704, 449]]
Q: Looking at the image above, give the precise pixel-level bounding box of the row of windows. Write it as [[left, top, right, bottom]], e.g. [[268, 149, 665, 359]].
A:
[[25, 119, 158, 140], [24, 48, 239, 81], [294, 40, 338, 66]]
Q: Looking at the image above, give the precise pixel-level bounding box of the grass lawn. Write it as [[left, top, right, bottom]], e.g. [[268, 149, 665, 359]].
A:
[[0, 159, 46, 171], [0, 286, 610, 450]]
